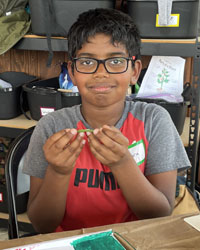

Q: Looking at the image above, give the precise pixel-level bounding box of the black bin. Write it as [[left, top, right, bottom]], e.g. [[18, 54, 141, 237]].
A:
[[0, 72, 37, 120], [23, 77, 81, 121], [0, 184, 29, 214], [132, 97, 187, 135], [127, 0, 199, 38], [29, 0, 116, 36]]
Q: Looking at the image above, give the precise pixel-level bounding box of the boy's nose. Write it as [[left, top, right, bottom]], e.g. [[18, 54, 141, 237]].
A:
[[94, 62, 109, 76]]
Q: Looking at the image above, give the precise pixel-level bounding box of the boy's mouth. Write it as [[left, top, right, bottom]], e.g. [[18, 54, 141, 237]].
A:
[[93, 86, 112, 92], [89, 84, 115, 92]]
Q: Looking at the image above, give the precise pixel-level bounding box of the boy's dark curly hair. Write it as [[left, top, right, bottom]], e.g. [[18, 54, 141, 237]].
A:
[[67, 8, 141, 61]]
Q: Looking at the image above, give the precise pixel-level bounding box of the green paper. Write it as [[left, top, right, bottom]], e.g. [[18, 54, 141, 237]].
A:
[[71, 231, 125, 250]]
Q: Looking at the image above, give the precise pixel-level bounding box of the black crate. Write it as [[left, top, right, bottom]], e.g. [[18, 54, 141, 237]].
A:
[[23, 77, 81, 121], [29, 0, 116, 36], [131, 97, 187, 135], [0, 184, 29, 214], [127, 0, 199, 39], [0, 72, 37, 119]]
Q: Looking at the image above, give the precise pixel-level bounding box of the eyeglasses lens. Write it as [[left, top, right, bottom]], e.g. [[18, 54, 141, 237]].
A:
[[75, 57, 129, 74]]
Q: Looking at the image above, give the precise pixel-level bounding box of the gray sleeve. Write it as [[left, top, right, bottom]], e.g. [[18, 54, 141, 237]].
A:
[[144, 105, 191, 176], [22, 114, 57, 179]]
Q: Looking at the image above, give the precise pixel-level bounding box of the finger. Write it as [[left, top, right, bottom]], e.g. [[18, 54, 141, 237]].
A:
[[101, 125, 129, 146], [58, 133, 85, 168], [92, 127, 128, 153], [89, 145, 109, 165], [63, 132, 85, 152], [53, 129, 78, 150], [45, 129, 67, 149], [63, 136, 86, 166], [88, 131, 121, 161], [89, 139, 120, 166], [45, 129, 77, 151], [45, 133, 85, 171]]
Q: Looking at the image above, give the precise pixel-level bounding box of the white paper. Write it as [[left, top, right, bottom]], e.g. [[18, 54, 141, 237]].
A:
[[4, 229, 114, 250], [137, 56, 185, 102], [0, 79, 12, 89], [184, 214, 200, 232]]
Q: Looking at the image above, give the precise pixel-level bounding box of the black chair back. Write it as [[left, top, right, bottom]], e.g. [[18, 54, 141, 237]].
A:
[[5, 126, 35, 239]]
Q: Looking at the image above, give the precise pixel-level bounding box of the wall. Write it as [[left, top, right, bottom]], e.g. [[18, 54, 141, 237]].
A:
[[0, 49, 68, 79], [0, 49, 193, 84]]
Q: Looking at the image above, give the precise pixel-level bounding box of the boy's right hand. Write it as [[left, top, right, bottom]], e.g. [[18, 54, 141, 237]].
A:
[[43, 129, 85, 176]]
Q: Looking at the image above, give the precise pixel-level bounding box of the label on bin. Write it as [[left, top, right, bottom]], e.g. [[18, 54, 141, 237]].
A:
[[0, 193, 3, 202], [40, 107, 55, 117], [156, 14, 180, 27]]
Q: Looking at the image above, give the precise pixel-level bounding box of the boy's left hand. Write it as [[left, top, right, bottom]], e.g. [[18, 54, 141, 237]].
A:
[[87, 125, 131, 168]]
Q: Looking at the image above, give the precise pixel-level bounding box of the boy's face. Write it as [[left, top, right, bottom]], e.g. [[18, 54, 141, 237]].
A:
[[68, 33, 142, 108]]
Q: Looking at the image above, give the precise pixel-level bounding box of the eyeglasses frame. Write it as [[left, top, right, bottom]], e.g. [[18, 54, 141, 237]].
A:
[[72, 56, 136, 74]]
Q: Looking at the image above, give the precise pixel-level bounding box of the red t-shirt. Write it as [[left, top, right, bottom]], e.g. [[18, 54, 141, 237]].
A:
[[56, 112, 148, 231]]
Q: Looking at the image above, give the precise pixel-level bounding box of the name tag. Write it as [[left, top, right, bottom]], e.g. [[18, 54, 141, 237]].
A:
[[128, 140, 145, 165]]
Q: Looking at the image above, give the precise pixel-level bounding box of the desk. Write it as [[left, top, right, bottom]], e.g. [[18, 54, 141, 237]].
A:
[[0, 212, 29, 224], [0, 213, 200, 250], [0, 113, 37, 138], [0, 114, 191, 146]]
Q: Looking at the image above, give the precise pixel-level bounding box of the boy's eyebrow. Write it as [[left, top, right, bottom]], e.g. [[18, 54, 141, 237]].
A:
[[76, 52, 128, 58]]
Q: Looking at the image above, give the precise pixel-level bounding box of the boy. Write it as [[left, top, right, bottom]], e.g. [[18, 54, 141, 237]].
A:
[[23, 8, 190, 233]]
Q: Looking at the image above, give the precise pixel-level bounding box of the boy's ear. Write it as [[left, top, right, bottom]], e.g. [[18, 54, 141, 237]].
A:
[[130, 60, 142, 85], [67, 61, 77, 86]]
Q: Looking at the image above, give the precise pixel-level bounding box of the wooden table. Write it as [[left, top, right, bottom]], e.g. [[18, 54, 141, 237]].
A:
[[0, 114, 191, 147], [0, 113, 37, 138], [0, 213, 200, 250]]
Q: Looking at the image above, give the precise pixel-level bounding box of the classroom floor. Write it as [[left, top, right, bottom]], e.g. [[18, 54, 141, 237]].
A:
[[0, 227, 8, 241], [0, 227, 28, 241]]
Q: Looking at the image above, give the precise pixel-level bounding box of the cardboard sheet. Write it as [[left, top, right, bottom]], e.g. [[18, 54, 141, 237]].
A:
[[1, 213, 200, 250], [3, 230, 127, 250]]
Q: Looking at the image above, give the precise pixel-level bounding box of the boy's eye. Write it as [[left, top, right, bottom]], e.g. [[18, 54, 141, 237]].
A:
[[79, 59, 94, 66], [108, 58, 125, 66]]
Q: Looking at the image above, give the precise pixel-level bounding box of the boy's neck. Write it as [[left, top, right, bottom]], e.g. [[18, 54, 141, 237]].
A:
[[81, 101, 125, 129]]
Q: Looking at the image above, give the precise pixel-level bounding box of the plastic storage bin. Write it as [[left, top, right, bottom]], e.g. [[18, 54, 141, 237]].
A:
[[23, 77, 81, 121], [0, 72, 37, 120], [0, 184, 29, 214], [129, 97, 187, 135], [127, 0, 199, 38], [29, 0, 116, 36]]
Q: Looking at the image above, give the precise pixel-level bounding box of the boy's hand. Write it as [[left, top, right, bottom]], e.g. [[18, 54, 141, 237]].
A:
[[87, 125, 131, 168], [43, 129, 85, 175]]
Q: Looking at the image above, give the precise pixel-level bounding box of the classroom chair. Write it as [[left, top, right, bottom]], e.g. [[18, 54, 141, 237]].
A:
[[5, 126, 37, 239], [4, 125, 199, 239]]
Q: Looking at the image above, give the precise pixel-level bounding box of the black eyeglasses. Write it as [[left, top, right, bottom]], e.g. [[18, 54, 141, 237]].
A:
[[72, 56, 136, 74]]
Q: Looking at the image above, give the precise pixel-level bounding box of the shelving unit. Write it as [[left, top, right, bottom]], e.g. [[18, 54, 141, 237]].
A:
[[15, 35, 197, 56], [2, 36, 199, 193], [0, 37, 200, 233], [14, 34, 68, 52], [142, 39, 200, 193], [0, 113, 37, 138]]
